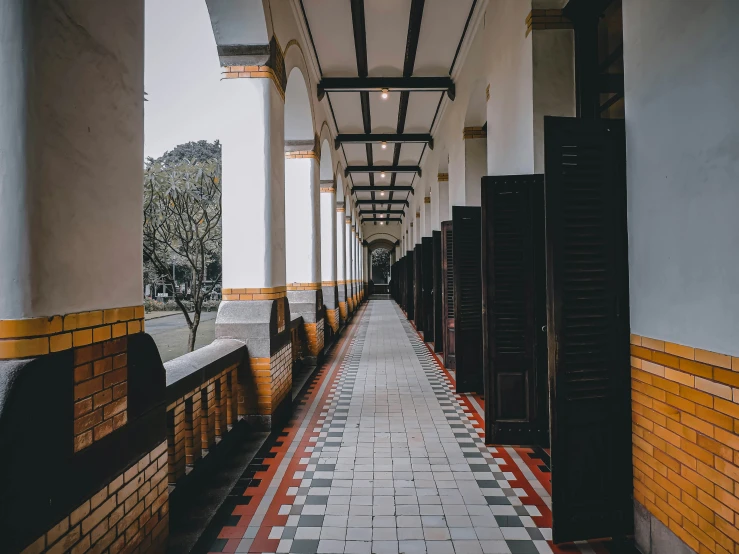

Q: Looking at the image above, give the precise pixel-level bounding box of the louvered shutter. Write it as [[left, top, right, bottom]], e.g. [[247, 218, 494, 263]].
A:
[[441, 221, 455, 369], [545, 116, 632, 543], [481, 175, 548, 446], [452, 207, 483, 393], [422, 237, 434, 343], [414, 244, 424, 330], [405, 250, 415, 320], [432, 231, 444, 353]]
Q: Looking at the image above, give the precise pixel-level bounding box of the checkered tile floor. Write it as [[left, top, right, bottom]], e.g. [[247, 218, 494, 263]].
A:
[[204, 300, 554, 554]]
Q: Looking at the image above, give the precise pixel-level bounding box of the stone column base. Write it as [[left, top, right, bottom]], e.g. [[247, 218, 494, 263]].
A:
[[325, 308, 340, 333], [216, 297, 293, 431], [287, 289, 325, 363]]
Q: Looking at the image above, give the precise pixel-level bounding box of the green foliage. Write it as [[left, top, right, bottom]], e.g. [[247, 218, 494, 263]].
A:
[[143, 140, 222, 351]]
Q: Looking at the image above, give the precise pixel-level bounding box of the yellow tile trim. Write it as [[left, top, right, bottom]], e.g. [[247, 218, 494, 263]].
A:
[[438, 173, 449, 182], [525, 9, 573, 37], [222, 65, 285, 101], [0, 305, 144, 359], [631, 334, 739, 403], [320, 187, 336, 193], [285, 150, 319, 160], [337, 207, 346, 213], [286, 282, 322, 291], [321, 281, 337, 286], [463, 126, 487, 140]]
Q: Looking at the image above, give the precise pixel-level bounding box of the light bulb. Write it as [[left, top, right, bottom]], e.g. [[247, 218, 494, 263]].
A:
[[381, 88, 389, 99], [380, 191, 385, 196], [380, 172, 386, 178], [381, 141, 387, 149], [380, 221, 384, 225]]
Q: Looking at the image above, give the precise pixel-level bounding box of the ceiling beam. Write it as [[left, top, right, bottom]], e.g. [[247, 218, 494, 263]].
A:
[[335, 133, 433, 149], [345, 165, 421, 176], [317, 77, 455, 101], [356, 199, 409, 207], [352, 186, 414, 194], [361, 218, 403, 224], [359, 209, 405, 215]]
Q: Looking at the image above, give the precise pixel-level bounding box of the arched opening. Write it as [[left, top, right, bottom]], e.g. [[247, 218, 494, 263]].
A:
[[318, 138, 339, 333], [371, 248, 391, 285]]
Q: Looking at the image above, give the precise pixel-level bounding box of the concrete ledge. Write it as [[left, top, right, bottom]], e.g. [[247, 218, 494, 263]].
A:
[[634, 500, 696, 554]]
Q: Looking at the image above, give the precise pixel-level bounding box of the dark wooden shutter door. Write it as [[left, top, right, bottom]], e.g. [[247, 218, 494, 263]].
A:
[[432, 231, 444, 353], [452, 206, 483, 394], [405, 250, 415, 320], [422, 237, 434, 342], [441, 221, 455, 369], [481, 175, 548, 446], [545, 116, 632, 543], [414, 244, 423, 330]]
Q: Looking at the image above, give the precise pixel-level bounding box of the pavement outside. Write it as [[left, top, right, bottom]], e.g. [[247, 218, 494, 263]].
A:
[[145, 311, 218, 362]]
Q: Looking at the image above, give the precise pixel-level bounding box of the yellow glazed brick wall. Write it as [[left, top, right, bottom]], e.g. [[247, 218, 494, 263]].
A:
[[631, 334, 739, 554], [0, 306, 144, 360], [326, 308, 340, 333], [247, 344, 292, 416], [166, 364, 239, 484], [525, 9, 573, 36], [222, 286, 287, 301], [339, 302, 348, 323], [21, 441, 168, 554], [304, 320, 325, 357]]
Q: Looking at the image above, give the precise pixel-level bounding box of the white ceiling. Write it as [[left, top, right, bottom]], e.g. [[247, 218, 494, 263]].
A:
[[300, 0, 477, 224]]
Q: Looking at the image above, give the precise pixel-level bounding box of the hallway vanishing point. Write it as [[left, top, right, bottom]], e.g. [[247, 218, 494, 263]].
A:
[[202, 300, 553, 554]]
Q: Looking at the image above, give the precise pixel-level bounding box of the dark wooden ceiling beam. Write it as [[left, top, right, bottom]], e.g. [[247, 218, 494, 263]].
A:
[[359, 209, 406, 215], [346, 166, 421, 176], [336, 134, 433, 149], [361, 217, 403, 223], [352, 186, 414, 193], [318, 77, 455, 101], [356, 199, 409, 206]]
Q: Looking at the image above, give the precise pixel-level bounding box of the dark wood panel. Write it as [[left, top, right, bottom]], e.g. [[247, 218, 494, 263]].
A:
[[481, 175, 548, 446], [452, 206, 483, 394], [441, 221, 455, 369], [414, 244, 424, 331], [405, 250, 415, 320], [545, 116, 631, 543], [422, 236, 434, 342], [432, 231, 444, 353]]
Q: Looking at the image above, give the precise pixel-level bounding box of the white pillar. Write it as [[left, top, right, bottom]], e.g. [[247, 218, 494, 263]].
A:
[[285, 153, 320, 286], [336, 203, 347, 321], [222, 77, 285, 292], [0, 1, 145, 320], [430, 175, 441, 232], [439, 174, 450, 222], [345, 214, 354, 310], [320, 182, 336, 283], [423, 196, 432, 236]]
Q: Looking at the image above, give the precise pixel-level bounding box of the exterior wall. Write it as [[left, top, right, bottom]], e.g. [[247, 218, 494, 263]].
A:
[[624, 0, 739, 358], [248, 342, 292, 417], [21, 442, 169, 554]]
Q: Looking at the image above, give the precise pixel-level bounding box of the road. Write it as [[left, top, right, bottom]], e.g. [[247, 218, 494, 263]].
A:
[[145, 311, 217, 363]]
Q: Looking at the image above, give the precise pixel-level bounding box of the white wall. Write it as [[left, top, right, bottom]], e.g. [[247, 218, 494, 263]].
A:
[[624, 0, 739, 355], [285, 157, 320, 284], [320, 191, 337, 281]]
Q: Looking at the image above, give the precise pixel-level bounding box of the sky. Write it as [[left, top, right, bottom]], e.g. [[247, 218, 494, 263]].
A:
[[145, 0, 225, 159]]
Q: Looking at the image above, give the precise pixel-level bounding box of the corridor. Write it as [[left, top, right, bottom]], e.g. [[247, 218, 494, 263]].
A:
[[203, 300, 553, 554]]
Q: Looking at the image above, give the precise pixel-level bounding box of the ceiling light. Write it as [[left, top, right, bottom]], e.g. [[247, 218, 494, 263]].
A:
[[381, 88, 389, 99], [381, 141, 387, 149], [380, 221, 384, 225], [380, 172, 386, 178], [380, 191, 385, 196]]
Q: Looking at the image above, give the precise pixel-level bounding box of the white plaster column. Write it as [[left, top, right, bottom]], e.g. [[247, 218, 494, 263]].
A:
[[336, 203, 347, 322], [285, 152, 321, 286], [423, 196, 432, 237], [222, 77, 285, 292], [0, 1, 145, 320], [430, 175, 441, 232], [439, 175, 450, 223], [363, 244, 370, 286], [319, 180, 339, 331], [345, 214, 354, 311]]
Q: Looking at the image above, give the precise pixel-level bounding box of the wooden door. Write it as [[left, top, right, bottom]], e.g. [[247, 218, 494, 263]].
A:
[[545, 116, 631, 543], [481, 175, 548, 446], [414, 244, 424, 330], [405, 250, 415, 320], [432, 231, 444, 353], [422, 237, 434, 342], [452, 206, 483, 394], [441, 221, 455, 369]]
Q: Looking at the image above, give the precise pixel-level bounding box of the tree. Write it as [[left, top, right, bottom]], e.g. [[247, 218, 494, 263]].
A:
[[143, 141, 222, 352], [372, 248, 391, 282]]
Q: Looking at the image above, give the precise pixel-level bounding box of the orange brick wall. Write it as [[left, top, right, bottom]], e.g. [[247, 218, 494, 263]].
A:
[[73, 338, 130, 452], [305, 320, 325, 357], [21, 441, 168, 554], [339, 302, 348, 323], [326, 308, 340, 333], [248, 343, 292, 416], [631, 334, 739, 553], [166, 364, 239, 484]]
